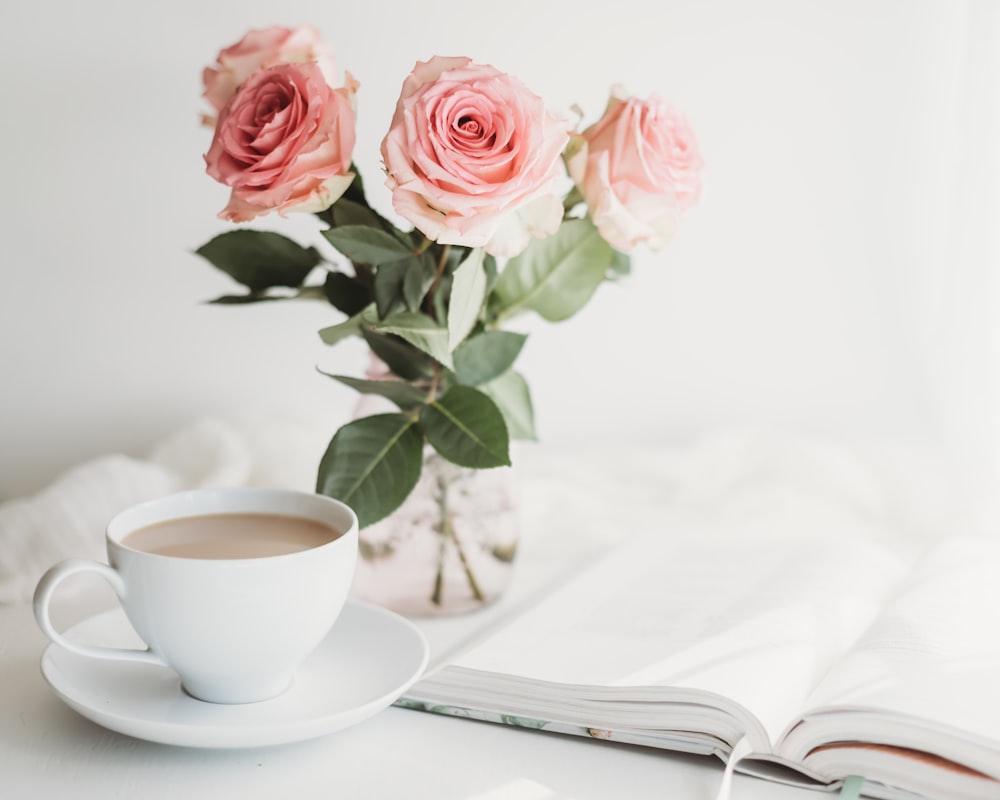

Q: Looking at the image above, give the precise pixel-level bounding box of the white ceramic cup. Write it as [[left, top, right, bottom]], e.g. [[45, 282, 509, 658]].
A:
[[33, 487, 359, 704]]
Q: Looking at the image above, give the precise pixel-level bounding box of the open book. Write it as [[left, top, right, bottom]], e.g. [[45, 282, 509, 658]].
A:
[[400, 530, 1000, 800]]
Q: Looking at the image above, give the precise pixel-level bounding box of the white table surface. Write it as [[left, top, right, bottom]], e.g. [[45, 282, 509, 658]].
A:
[[0, 597, 815, 800], [3, 437, 931, 800]]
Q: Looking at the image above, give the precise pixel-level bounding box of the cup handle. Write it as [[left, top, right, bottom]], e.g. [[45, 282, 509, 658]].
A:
[[33, 559, 165, 667]]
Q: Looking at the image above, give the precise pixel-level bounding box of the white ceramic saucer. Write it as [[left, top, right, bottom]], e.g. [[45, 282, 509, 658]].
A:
[[40, 601, 429, 748]]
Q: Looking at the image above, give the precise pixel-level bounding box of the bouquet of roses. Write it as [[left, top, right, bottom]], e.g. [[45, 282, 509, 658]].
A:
[[196, 26, 702, 529]]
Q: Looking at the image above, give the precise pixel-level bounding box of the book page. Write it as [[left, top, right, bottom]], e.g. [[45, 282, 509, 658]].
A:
[[784, 536, 1000, 775], [442, 529, 904, 745]]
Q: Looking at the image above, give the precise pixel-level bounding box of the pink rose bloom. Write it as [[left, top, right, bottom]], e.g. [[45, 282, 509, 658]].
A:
[[381, 56, 570, 258], [202, 25, 337, 113], [567, 86, 703, 252], [204, 62, 357, 222]]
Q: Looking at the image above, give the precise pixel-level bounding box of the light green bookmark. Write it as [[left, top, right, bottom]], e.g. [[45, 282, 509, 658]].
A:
[[840, 775, 864, 799]]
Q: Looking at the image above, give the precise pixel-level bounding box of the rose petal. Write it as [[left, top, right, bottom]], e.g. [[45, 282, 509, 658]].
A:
[[204, 62, 356, 219], [570, 88, 701, 252], [381, 55, 569, 256]]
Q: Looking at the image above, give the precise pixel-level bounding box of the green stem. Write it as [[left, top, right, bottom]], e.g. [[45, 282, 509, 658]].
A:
[[430, 521, 448, 606], [430, 463, 486, 605], [449, 512, 486, 603], [562, 185, 584, 215], [426, 362, 442, 404], [426, 244, 452, 303]]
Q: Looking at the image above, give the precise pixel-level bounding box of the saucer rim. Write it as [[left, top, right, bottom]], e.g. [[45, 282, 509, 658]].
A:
[[39, 600, 429, 748]]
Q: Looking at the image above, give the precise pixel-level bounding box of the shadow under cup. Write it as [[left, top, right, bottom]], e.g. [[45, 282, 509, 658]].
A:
[[39, 488, 359, 705]]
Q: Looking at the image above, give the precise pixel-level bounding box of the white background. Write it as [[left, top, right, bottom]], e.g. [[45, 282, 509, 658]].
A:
[[1, 0, 998, 508]]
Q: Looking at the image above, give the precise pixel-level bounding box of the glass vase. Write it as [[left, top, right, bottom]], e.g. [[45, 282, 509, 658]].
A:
[[348, 450, 519, 617]]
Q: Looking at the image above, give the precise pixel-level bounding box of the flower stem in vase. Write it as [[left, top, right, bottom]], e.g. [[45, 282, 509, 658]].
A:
[[431, 465, 486, 606]]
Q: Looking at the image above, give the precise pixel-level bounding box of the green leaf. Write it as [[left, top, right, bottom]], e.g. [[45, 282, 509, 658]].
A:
[[373, 260, 409, 319], [372, 255, 438, 318], [341, 165, 368, 206], [609, 248, 631, 279], [318, 305, 375, 346], [205, 293, 286, 305], [323, 225, 412, 265], [479, 370, 536, 441], [195, 230, 322, 291], [453, 330, 527, 386], [373, 312, 454, 369], [323, 271, 371, 316], [319, 373, 427, 411], [316, 413, 424, 528], [330, 197, 386, 230], [402, 251, 438, 312], [419, 386, 510, 468], [362, 328, 434, 381], [489, 217, 614, 322], [447, 248, 488, 351], [483, 253, 499, 292]]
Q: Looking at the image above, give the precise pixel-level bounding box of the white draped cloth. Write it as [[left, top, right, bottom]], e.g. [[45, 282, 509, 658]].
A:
[[2, 413, 993, 607], [0, 414, 328, 606]]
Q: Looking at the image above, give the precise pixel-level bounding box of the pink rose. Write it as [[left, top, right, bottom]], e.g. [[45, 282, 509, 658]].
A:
[[204, 62, 357, 222], [567, 87, 703, 252], [381, 56, 570, 258], [202, 25, 337, 113]]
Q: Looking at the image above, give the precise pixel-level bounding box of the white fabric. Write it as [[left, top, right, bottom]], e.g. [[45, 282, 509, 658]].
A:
[[0, 414, 328, 606], [2, 415, 994, 608]]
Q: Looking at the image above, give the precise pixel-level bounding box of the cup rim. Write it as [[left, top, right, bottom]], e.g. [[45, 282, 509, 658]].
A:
[[106, 487, 359, 562]]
